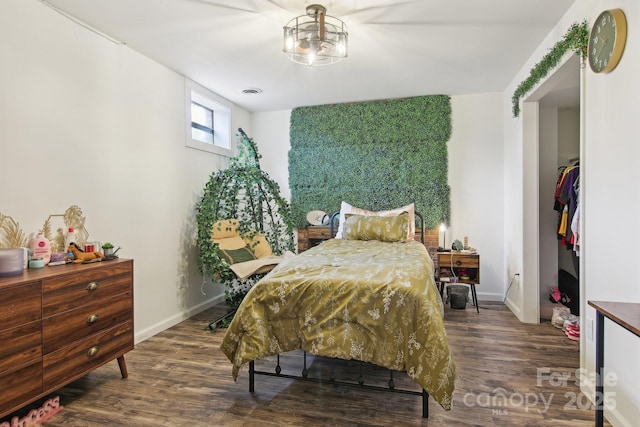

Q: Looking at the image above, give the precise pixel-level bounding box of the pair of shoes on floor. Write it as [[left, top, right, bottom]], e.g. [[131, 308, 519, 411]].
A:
[[551, 306, 571, 328], [562, 314, 579, 331], [565, 322, 580, 341]]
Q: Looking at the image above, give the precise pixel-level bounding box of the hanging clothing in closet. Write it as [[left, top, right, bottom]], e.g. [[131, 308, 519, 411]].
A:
[[554, 164, 580, 256]]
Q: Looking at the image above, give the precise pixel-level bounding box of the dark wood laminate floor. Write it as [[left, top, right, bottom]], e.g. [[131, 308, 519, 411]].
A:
[[3, 302, 606, 426]]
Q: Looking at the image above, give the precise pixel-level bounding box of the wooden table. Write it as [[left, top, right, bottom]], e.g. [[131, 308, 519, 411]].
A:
[[587, 301, 640, 427]]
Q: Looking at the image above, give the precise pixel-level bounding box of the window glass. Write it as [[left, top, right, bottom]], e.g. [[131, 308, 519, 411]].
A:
[[191, 102, 214, 144], [185, 79, 232, 155]]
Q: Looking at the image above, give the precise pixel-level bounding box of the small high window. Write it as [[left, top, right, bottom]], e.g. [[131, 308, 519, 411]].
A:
[[185, 79, 232, 155], [191, 101, 214, 144]]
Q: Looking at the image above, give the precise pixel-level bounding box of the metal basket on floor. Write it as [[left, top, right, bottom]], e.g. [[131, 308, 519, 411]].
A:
[[448, 285, 469, 309]]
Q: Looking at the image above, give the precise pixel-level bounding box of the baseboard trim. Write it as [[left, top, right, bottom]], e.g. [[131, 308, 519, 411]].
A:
[[134, 294, 225, 344], [581, 380, 633, 427], [476, 291, 506, 302], [504, 297, 523, 321]]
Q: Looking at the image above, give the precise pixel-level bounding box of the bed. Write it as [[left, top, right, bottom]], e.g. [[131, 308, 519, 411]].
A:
[[220, 204, 456, 416]]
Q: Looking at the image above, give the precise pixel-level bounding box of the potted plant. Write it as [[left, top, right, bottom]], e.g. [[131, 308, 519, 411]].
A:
[[102, 242, 114, 256]]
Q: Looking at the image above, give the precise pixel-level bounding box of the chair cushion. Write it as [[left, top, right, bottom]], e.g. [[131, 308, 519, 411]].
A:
[[220, 245, 257, 265], [243, 232, 274, 259], [211, 219, 274, 264]]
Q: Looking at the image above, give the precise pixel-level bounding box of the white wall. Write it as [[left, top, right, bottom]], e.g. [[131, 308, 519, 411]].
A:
[[538, 107, 559, 319], [504, 1, 640, 424], [448, 94, 505, 301], [0, 0, 251, 342], [250, 110, 292, 200], [558, 108, 581, 166]]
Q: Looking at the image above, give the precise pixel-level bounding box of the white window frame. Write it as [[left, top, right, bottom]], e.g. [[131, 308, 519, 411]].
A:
[[185, 79, 233, 156]]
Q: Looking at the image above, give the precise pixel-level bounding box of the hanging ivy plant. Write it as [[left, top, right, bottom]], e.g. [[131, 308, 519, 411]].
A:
[[196, 129, 295, 309], [512, 21, 588, 117]]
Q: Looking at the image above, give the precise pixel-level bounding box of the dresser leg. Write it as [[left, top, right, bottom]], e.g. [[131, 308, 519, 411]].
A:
[[117, 355, 129, 378]]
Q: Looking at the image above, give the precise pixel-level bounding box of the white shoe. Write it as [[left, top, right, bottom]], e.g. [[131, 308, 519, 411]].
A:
[[551, 307, 570, 329]]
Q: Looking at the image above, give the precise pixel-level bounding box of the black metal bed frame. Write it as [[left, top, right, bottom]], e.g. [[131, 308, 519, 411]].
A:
[[248, 353, 429, 418], [247, 210, 430, 418]]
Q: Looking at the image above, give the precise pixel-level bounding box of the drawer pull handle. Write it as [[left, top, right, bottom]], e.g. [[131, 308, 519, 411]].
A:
[[455, 260, 462, 266], [86, 281, 99, 291], [86, 314, 100, 324], [87, 346, 100, 357]]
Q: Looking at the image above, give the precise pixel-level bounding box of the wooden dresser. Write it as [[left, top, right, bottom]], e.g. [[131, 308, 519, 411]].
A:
[[0, 259, 134, 419]]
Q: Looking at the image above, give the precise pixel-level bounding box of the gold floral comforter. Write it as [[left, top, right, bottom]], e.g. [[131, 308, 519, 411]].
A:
[[220, 238, 456, 410]]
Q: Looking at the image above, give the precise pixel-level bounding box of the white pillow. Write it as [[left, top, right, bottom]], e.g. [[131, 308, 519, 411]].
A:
[[335, 201, 415, 241]]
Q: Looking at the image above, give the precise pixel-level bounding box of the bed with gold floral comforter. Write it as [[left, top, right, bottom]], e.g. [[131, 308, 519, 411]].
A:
[[220, 238, 456, 410]]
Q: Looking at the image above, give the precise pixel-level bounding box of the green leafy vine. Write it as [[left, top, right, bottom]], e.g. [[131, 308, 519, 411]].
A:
[[512, 21, 588, 117], [196, 129, 295, 309]]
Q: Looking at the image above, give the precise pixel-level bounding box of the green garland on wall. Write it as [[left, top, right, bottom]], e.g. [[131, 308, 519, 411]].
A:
[[512, 21, 588, 117], [289, 95, 451, 229]]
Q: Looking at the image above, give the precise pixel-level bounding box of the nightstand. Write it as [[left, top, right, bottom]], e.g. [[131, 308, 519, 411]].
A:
[[437, 252, 480, 312], [297, 226, 332, 252]]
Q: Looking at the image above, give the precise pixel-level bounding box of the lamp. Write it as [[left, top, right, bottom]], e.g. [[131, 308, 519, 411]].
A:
[[439, 217, 447, 250], [283, 4, 348, 66]]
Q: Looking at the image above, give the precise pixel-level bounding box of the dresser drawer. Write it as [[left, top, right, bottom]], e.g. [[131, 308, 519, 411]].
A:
[[0, 361, 42, 416], [0, 321, 42, 373], [42, 291, 132, 354], [42, 262, 132, 317], [0, 282, 42, 331], [43, 321, 133, 390]]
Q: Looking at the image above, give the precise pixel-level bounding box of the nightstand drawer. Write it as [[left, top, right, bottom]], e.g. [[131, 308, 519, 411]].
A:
[[307, 227, 331, 239], [298, 226, 332, 252], [43, 291, 132, 353], [438, 253, 479, 268]]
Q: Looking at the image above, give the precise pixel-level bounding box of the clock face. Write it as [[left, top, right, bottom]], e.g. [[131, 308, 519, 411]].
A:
[[588, 9, 627, 73]]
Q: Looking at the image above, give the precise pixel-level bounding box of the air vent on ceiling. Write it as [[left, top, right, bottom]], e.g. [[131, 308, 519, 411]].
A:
[[242, 88, 263, 95]]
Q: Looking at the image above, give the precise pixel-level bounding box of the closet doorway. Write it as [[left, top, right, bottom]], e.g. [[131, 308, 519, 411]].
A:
[[521, 54, 582, 323]]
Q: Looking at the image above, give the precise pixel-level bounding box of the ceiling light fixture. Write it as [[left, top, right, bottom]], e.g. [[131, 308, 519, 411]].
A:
[[283, 4, 348, 66]]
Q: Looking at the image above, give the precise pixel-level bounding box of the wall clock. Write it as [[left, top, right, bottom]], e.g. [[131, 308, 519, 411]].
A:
[[588, 8, 627, 73]]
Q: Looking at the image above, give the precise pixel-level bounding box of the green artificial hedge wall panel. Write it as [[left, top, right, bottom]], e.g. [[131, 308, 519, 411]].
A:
[[289, 95, 451, 229]]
